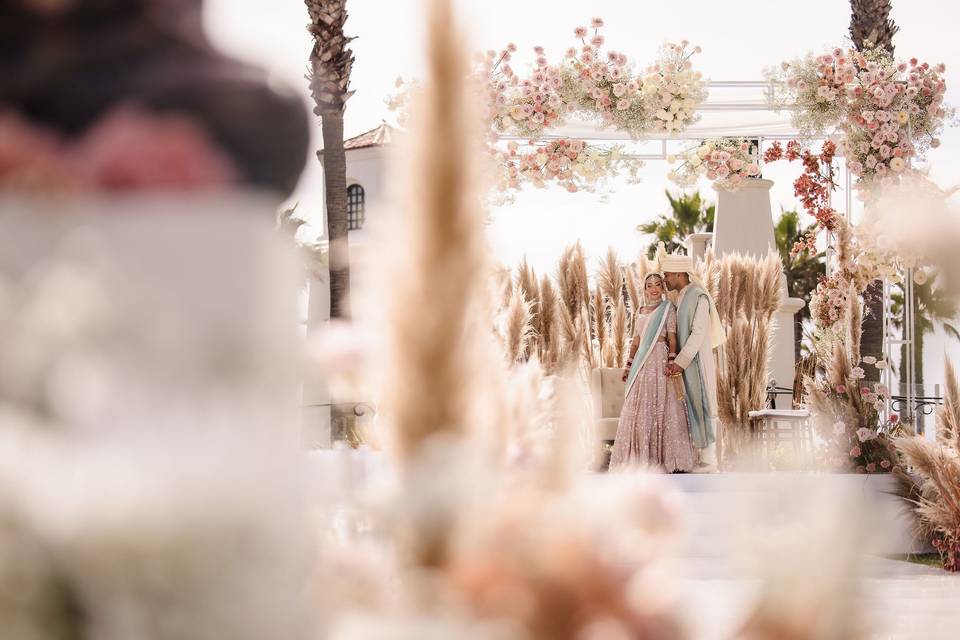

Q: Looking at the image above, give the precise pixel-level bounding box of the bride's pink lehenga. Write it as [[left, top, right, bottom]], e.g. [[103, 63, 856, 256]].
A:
[[610, 306, 695, 472]]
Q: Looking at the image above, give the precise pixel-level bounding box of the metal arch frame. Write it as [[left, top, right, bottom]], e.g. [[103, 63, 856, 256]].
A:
[[493, 79, 918, 425]]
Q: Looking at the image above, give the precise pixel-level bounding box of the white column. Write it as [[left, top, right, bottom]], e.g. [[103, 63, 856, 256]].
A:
[[712, 179, 805, 408], [685, 232, 714, 263], [301, 273, 332, 447]]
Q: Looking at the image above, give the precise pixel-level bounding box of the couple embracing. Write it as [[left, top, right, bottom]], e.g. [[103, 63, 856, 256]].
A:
[[610, 249, 725, 473]]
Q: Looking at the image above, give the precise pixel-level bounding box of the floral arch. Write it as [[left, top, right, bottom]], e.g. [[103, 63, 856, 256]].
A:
[[389, 16, 952, 457]]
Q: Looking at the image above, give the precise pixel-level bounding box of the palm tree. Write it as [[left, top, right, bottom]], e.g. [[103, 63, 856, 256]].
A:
[[850, 0, 900, 381], [305, 0, 355, 319], [637, 190, 714, 259], [774, 210, 825, 360], [890, 274, 960, 401], [849, 0, 899, 54]]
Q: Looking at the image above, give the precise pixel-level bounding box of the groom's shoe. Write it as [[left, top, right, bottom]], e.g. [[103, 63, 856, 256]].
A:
[[694, 444, 718, 473]]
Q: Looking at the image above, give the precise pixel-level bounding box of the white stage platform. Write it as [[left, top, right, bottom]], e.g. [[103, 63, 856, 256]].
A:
[[305, 449, 927, 555], [635, 472, 925, 556]]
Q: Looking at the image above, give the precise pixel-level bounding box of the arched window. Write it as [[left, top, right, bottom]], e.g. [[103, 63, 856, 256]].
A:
[[346, 184, 365, 231]]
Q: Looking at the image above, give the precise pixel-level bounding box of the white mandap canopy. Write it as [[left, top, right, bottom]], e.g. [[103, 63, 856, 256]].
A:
[[497, 81, 807, 149]]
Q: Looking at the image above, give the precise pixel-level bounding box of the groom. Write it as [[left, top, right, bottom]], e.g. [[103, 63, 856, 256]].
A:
[[661, 251, 723, 472]]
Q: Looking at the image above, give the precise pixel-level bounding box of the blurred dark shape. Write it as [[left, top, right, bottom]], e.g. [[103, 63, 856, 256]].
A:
[[0, 0, 309, 196]]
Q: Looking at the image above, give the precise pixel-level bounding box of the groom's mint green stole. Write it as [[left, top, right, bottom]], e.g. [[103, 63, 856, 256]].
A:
[[676, 285, 716, 449], [624, 300, 672, 397]]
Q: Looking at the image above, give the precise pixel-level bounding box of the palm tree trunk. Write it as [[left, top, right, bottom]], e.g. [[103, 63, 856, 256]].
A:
[[321, 110, 351, 319], [861, 282, 884, 383]]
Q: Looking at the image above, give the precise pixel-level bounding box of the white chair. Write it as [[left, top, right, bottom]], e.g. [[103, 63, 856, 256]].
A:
[[747, 408, 814, 469], [591, 368, 626, 442]]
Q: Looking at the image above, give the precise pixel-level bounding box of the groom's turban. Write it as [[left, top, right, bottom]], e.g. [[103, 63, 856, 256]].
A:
[[659, 252, 694, 273]]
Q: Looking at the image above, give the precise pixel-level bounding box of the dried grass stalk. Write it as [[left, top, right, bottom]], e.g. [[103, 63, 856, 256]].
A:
[[598, 247, 624, 308], [895, 357, 960, 570], [939, 356, 960, 450], [517, 258, 541, 341], [538, 275, 560, 371], [494, 265, 513, 313], [611, 297, 628, 368], [625, 264, 641, 313], [591, 287, 609, 368], [558, 302, 580, 368], [504, 288, 534, 364], [381, 0, 489, 465], [848, 294, 863, 367], [714, 251, 782, 465]]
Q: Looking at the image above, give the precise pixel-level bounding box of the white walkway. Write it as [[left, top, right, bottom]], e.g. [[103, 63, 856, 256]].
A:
[[681, 556, 960, 639]]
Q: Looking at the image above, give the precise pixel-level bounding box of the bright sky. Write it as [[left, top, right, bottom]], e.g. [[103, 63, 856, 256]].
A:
[[203, 0, 960, 393]]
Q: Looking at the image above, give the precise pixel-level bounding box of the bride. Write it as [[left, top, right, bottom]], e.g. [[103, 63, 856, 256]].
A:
[[609, 272, 695, 472]]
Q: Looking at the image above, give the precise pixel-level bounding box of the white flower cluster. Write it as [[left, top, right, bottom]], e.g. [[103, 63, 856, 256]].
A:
[[641, 42, 707, 135], [668, 138, 761, 191]]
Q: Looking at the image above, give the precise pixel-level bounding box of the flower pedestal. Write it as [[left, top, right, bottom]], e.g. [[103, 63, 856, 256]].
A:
[[711, 178, 805, 407]]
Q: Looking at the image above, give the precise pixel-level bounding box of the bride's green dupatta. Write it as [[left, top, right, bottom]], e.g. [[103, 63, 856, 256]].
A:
[[623, 299, 672, 397]]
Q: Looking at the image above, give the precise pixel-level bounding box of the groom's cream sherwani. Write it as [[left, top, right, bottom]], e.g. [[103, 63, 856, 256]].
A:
[[674, 284, 720, 461]]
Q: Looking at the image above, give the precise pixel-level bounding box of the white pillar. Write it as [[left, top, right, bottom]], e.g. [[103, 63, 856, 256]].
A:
[[685, 232, 714, 263], [301, 273, 332, 447], [712, 179, 805, 408]]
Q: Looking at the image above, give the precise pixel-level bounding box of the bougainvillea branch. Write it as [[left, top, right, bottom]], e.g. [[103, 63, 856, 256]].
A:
[[764, 139, 839, 255]]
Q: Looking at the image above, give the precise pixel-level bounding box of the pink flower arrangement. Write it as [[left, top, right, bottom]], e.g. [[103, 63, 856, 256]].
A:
[[468, 20, 704, 193], [771, 46, 951, 194], [483, 21, 704, 142], [669, 138, 760, 191], [495, 138, 642, 195]]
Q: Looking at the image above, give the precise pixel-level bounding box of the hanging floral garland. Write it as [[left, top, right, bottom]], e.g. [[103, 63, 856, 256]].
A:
[[389, 18, 706, 195], [494, 138, 641, 194], [483, 26, 704, 140]]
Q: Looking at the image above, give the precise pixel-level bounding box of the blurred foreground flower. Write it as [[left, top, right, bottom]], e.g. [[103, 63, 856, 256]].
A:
[[0, 106, 237, 192]]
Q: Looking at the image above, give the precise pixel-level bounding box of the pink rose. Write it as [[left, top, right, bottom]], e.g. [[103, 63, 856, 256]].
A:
[[616, 99, 631, 111], [850, 446, 862, 457], [745, 163, 760, 176], [574, 26, 588, 39], [836, 384, 848, 393], [880, 460, 891, 469], [866, 463, 877, 473]]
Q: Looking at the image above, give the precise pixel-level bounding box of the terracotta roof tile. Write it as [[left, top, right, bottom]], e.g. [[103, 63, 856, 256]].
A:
[[343, 122, 394, 150]]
